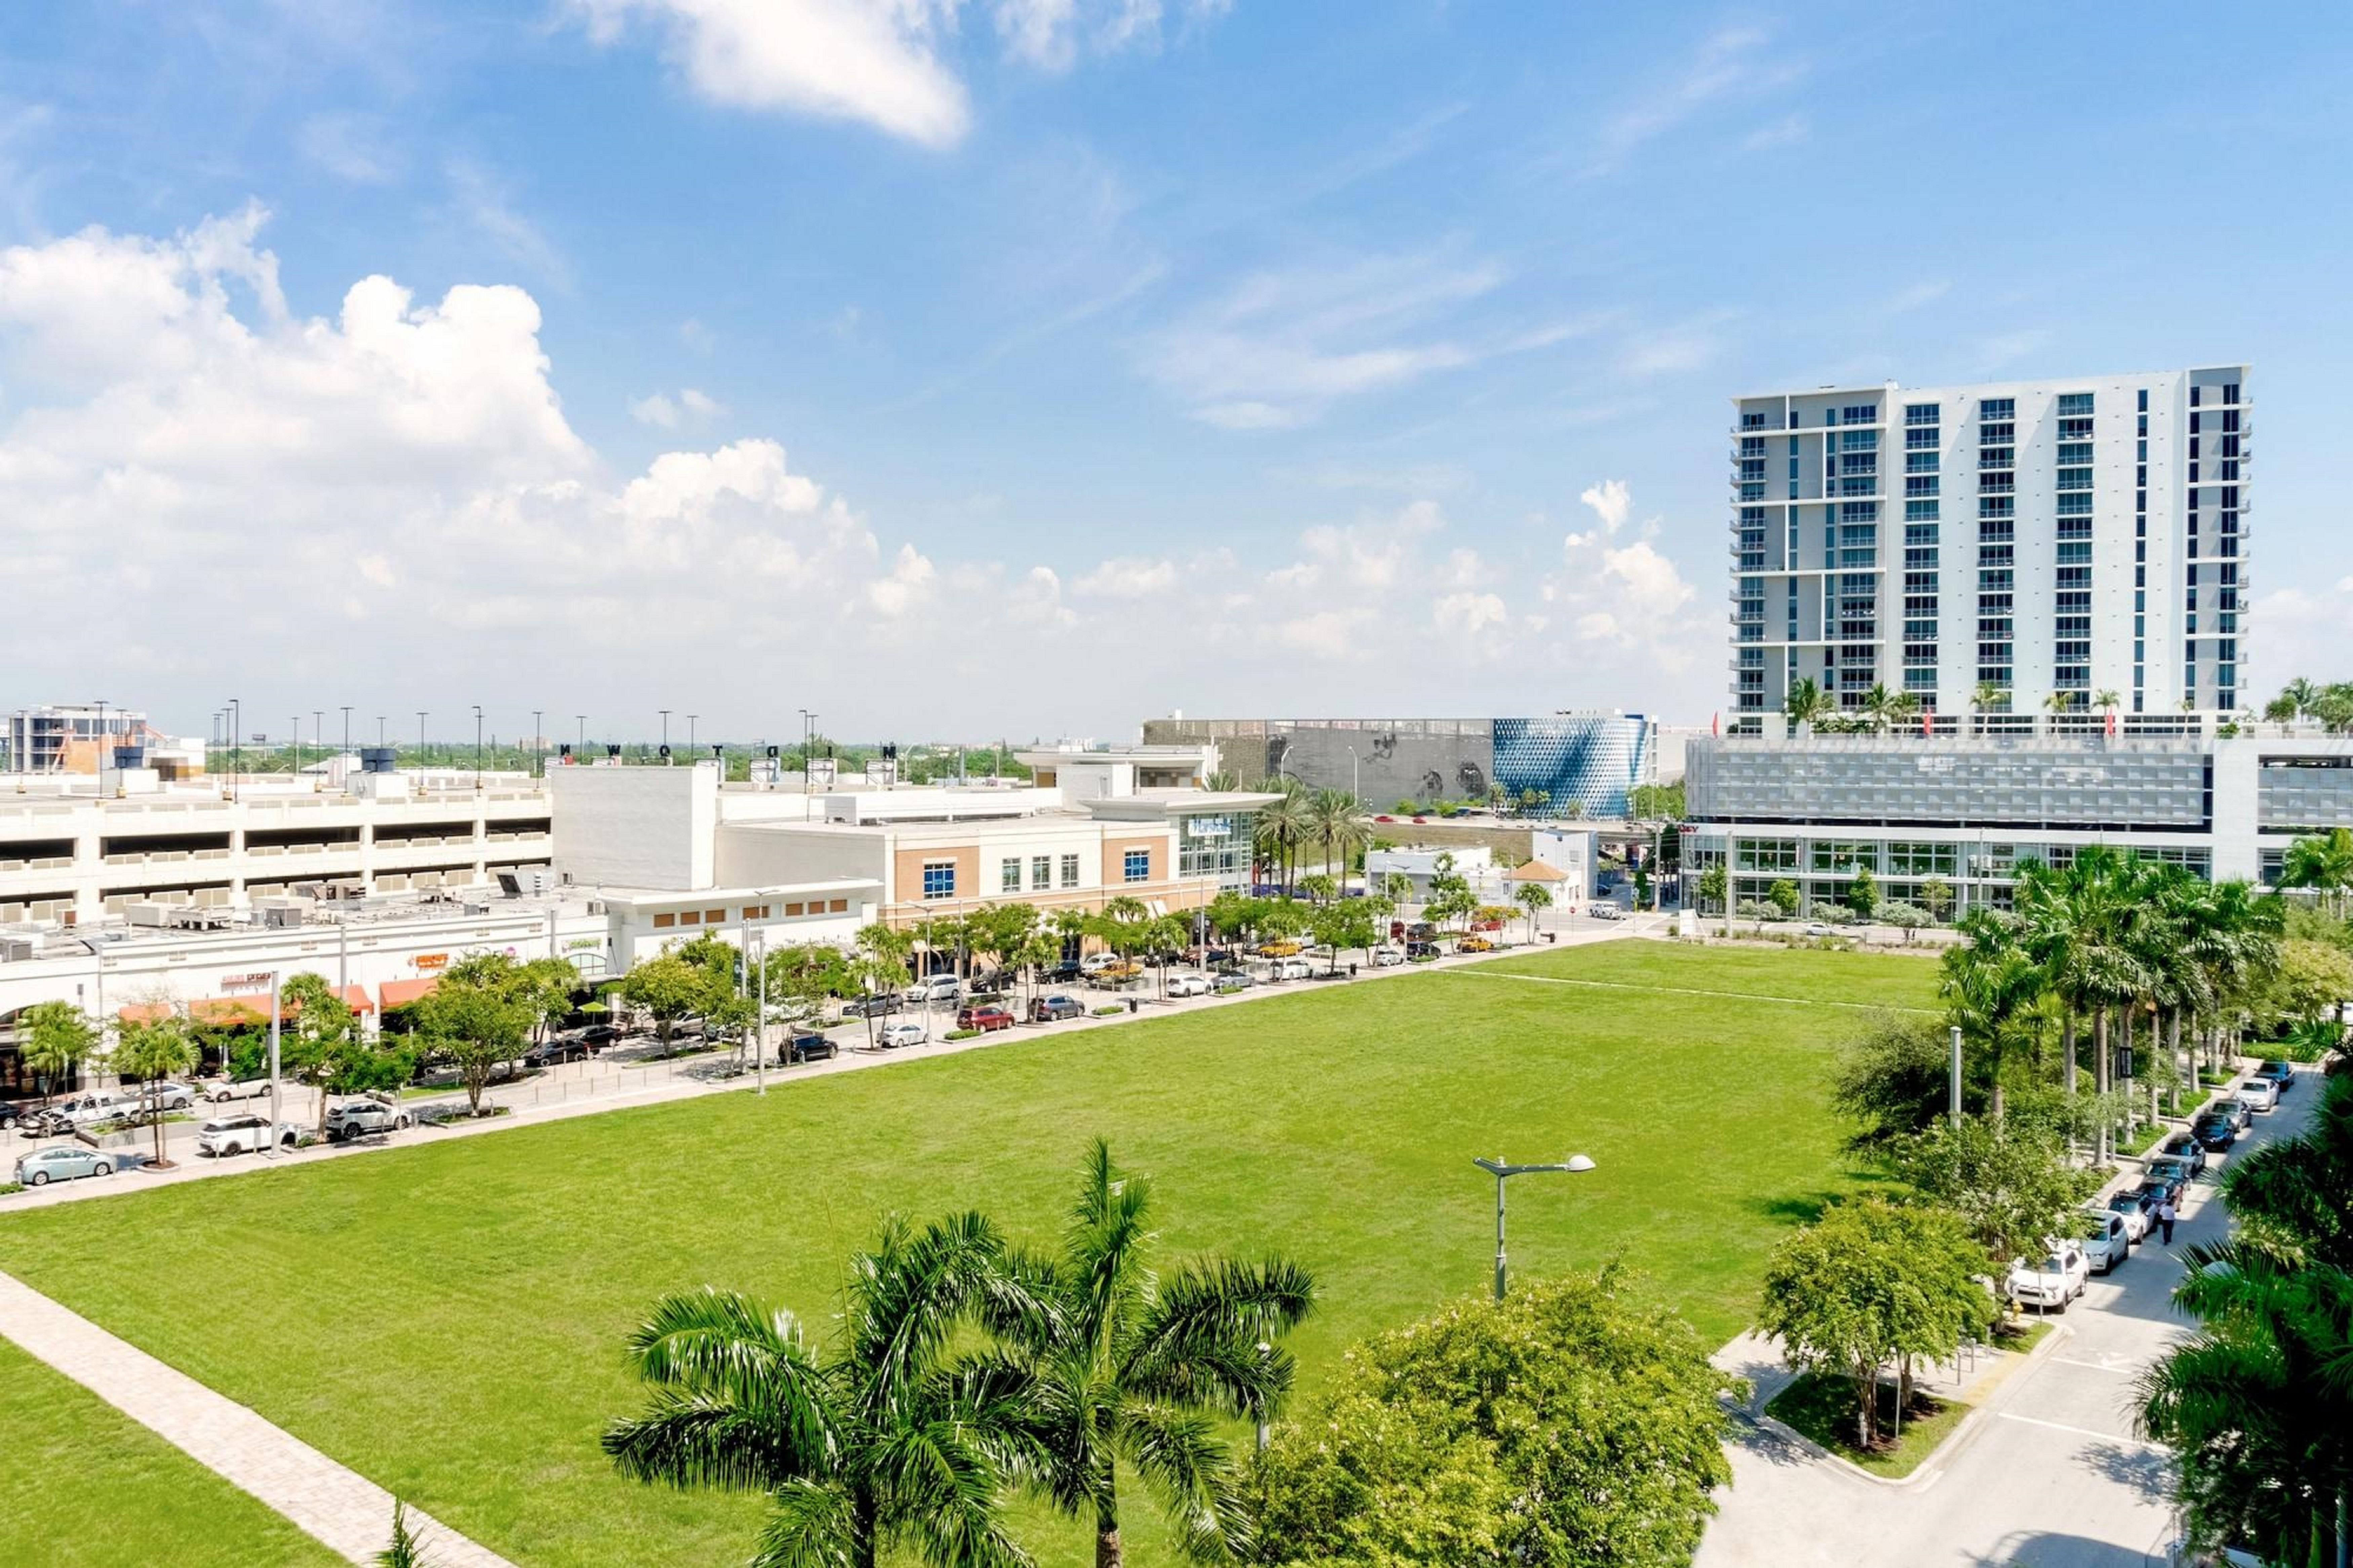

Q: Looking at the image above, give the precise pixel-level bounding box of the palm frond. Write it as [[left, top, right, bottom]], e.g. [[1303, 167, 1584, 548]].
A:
[[1115, 1400, 1250, 1563], [749, 1479, 864, 1568], [602, 1390, 824, 1492]]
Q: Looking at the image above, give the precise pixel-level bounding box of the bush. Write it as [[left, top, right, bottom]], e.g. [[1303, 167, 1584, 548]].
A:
[[1091, 1005, 1126, 1017], [943, 1028, 981, 1041], [0, 1182, 21, 1197]]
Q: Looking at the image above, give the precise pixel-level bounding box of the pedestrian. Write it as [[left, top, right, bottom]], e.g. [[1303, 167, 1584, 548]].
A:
[[2156, 1196, 2177, 1245]]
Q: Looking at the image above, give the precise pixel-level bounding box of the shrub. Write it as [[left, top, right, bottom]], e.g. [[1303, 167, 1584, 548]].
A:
[[0, 1182, 21, 1197], [943, 1028, 981, 1041], [1091, 1005, 1126, 1017]]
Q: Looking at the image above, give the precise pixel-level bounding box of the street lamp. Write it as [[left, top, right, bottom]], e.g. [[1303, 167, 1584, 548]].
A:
[[1472, 1153, 1596, 1301], [416, 712, 428, 773], [687, 714, 698, 757], [659, 710, 672, 764], [531, 710, 544, 779], [473, 705, 484, 789]]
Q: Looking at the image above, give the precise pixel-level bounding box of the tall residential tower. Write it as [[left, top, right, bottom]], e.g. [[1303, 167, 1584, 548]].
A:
[[1728, 367, 2250, 727]]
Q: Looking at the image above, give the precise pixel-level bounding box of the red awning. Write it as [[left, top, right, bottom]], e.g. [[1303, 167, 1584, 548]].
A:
[[377, 977, 440, 1010]]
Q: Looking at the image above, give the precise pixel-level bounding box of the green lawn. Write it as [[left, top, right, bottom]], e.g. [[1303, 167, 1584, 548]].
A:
[[0, 1337, 340, 1565], [1765, 1371, 1972, 1479], [0, 940, 1933, 1567]]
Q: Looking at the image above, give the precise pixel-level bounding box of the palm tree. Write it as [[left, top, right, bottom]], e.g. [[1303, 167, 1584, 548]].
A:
[[2281, 827, 2353, 919], [1969, 680, 2010, 735], [1305, 789, 1371, 894], [112, 1011, 198, 1167], [604, 1213, 1044, 1568], [1513, 882, 1553, 945], [1201, 770, 1239, 792], [1858, 682, 1917, 735], [1784, 677, 1835, 729], [994, 1141, 1315, 1568], [2279, 676, 2320, 720], [1249, 784, 1309, 894], [1940, 913, 2042, 1121], [2017, 848, 2148, 1161]]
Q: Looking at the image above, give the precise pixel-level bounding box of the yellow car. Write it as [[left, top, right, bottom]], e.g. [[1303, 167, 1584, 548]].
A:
[[1457, 936, 1495, 953], [1097, 961, 1144, 981], [1257, 940, 1303, 958]]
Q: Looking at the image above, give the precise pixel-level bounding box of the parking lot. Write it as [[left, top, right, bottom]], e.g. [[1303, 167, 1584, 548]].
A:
[[4, 906, 1669, 1208]]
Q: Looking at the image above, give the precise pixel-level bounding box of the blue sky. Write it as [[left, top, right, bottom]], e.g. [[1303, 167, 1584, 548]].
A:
[[3, 2, 2350, 743]]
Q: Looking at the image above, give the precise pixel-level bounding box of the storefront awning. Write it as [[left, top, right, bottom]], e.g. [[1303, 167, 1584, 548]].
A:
[[377, 977, 440, 1010], [118, 997, 269, 1027]]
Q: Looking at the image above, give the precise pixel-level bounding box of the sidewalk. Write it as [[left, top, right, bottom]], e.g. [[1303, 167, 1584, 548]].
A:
[[0, 1269, 510, 1567]]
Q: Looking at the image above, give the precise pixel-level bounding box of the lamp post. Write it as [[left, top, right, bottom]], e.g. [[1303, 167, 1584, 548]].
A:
[[659, 710, 672, 764], [473, 705, 484, 790], [93, 699, 107, 774], [229, 697, 241, 800], [313, 711, 324, 782], [340, 707, 352, 774], [687, 714, 698, 758], [416, 712, 428, 773], [531, 710, 544, 779], [799, 709, 816, 794], [1344, 743, 1359, 804], [1472, 1153, 1596, 1301], [291, 715, 301, 778], [263, 968, 284, 1161]]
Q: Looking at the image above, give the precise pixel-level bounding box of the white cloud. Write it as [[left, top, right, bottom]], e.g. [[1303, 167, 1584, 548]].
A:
[[628, 392, 678, 427], [1579, 478, 1630, 535], [1544, 481, 1704, 672], [679, 316, 715, 352], [678, 387, 724, 417], [298, 114, 401, 184], [630, 387, 725, 426], [445, 160, 569, 287], [1142, 249, 1560, 429], [995, 0, 1166, 70], [0, 209, 1703, 729], [567, 0, 971, 147], [1739, 113, 1808, 152], [1588, 25, 1806, 176]]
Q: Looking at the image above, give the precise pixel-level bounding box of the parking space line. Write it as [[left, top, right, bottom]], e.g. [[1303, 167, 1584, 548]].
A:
[[1995, 1411, 2167, 1451]]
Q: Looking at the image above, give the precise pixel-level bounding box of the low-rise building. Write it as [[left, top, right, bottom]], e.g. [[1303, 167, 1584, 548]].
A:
[[1680, 724, 2353, 914]]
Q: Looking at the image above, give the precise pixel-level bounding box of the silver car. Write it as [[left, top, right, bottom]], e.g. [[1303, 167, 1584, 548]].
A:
[[13, 1144, 118, 1185], [196, 1115, 300, 1157], [2077, 1209, 2130, 1274]]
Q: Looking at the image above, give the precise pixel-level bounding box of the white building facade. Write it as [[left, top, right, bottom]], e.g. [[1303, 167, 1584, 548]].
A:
[[1730, 366, 2251, 726]]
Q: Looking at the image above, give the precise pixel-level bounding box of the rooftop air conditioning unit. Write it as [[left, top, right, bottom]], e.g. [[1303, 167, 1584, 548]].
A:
[[254, 898, 308, 928], [0, 935, 37, 962]]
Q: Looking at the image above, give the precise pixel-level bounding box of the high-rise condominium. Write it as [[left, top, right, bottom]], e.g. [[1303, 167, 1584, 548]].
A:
[[1728, 366, 2250, 726]]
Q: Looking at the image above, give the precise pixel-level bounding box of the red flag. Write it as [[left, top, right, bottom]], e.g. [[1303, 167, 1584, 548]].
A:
[[1712, 711, 1720, 736], [2106, 708, 2116, 737], [1921, 705, 1931, 737]]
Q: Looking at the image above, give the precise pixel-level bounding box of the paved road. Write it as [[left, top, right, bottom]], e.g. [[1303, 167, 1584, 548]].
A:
[[1697, 1080, 2314, 1568]]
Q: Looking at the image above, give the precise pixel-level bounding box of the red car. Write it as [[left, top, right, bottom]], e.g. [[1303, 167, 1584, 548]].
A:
[[957, 1006, 1016, 1033]]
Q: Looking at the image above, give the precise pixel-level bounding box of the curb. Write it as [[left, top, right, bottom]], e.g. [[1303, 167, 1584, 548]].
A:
[[1739, 1320, 2074, 1492]]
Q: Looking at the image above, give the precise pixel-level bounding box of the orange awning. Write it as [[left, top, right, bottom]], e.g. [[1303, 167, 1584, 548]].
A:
[[335, 983, 376, 1015], [117, 997, 269, 1027], [377, 977, 440, 1010]]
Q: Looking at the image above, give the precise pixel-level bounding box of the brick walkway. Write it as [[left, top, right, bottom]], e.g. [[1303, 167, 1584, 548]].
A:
[[0, 1269, 511, 1566]]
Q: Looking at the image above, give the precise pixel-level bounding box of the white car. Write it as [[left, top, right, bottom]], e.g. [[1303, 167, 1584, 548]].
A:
[[1589, 904, 1626, 921], [903, 975, 960, 1005], [52, 1091, 135, 1128], [1368, 945, 1406, 967], [126, 1081, 197, 1112], [2076, 1208, 2131, 1275], [205, 1077, 273, 1102], [1163, 973, 1211, 997], [1079, 953, 1122, 974], [1267, 957, 1312, 981], [2007, 1241, 2091, 1312], [877, 1020, 927, 1049], [2234, 1078, 2280, 1114], [196, 1114, 300, 1158]]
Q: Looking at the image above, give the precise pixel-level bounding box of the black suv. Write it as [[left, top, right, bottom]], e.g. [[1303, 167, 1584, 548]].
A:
[[523, 1037, 590, 1069], [784, 1031, 837, 1064], [1030, 994, 1084, 1022], [2190, 1109, 2239, 1151]]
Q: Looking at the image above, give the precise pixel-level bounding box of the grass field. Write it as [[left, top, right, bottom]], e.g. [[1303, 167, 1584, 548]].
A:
[[0, 940, 1935, 1566], [0, 1336, 339, 1565]]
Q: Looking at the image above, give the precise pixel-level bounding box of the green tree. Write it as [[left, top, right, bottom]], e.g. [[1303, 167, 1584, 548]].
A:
[[416, 953, 537, 1116], [1252, 785, 1310, 893], [1785, 677, 1836, 728], [1697, 864, 1728, 915], [279, 971, 361, 1136], [2282, 828, 2353, 918], [1918, 877, 1955, 925], [619, 953, 723, 1047], [2260, 938, 2353, 1030], [997, 1141, 1314, 1567], [1757, 1198, 1997, 1450], [1512, 882, 1552, 945], [1766, 879, 1799, 920], [18, 999, 98, 1107], [1828, 1013, 1958, 1155], [1306, 789, 1372, 893], [604, 1214, 1042, 1568], [514, 956, 583, 1045], [1941, 916, 2045, 1120], [1845, 866, 1879, 923], [111, 1009, 199, 1166], [1881, 900, 1929, 944], [1626, 782, 1685, 821], [1251, 1267, 1736, 1568], [849, 923, 914, 1051], [1886, 1116, 2096, 1266]]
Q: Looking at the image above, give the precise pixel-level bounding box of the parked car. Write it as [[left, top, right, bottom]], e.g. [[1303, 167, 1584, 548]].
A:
[[205, 1076, 273, 1103], [1590, 904, 1626, 921], [196, 1114, 300, 1157], [1457, 936, 1495, 953], [575, 1023, 624, 1049], [53, 1091, 136, 1129], [2216, 1096, 2254, 1132], [2253, 1060, 2296, 1095], [783, 1031, 837, 1064], [956, 1005, 1016, 1034], [1802, 922, 1830, 937], [2235, 1077, 2280, 1114], [1256, 940, 1303, 959], [522, 1037, 590, 1068], [1164, 972, 1211, 998], [125, 1081, 197, 1113], [2077, 1208, 2131, 1274], [1211, 972, 1253, 995], [2007, 1242, 2090, 1312], [2190, 1109, 2240, 1151], [1030, 994, 1084, 1022], [1267, 957, 1312, 981], [2157, 1131, 2209, 1177], [5, 1103, 68, 1138], [322, 1100, 412, 1142], [1368, 944, 1406, 967], [877, 1020, 927, 1049], [2134, 1173, 2187, 1214], [1046, 959, 1084, 984], [1079, 953, 1124, 973], [2145, 1154, 2199, 1195], [2104, 1188, 2155, 1243], [1405, 940, 1440, 960], [841, 993, 903, 1019], [1469, 917, 1505, 932], [13, 1144, 117, 1185], [905, 975, 961, 1005]]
